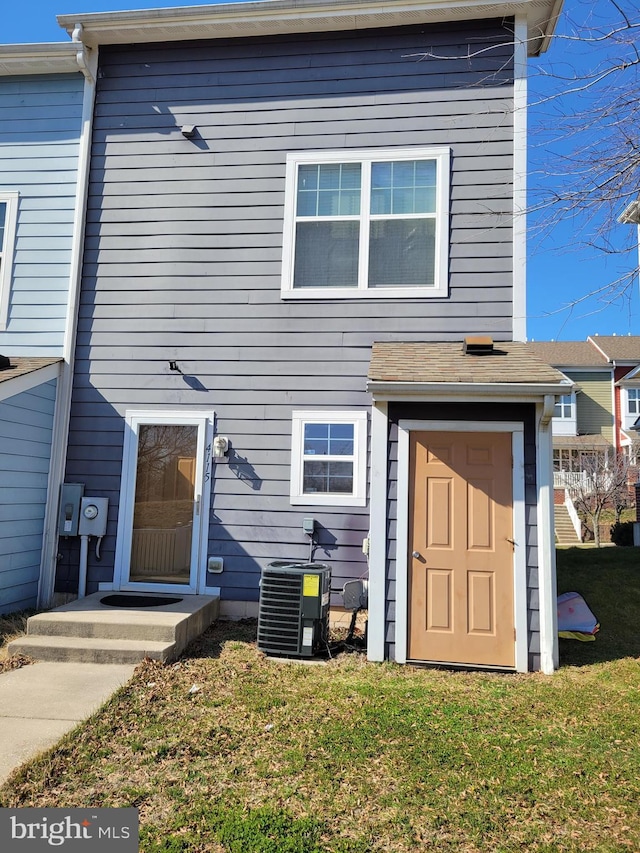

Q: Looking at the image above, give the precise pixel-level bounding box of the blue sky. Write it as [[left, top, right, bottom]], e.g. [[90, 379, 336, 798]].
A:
[[2, 0, 638, 341]]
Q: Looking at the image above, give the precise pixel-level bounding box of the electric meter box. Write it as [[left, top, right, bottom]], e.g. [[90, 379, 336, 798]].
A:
[[78, 497, 109, 537], [58, 483, 85, 537]]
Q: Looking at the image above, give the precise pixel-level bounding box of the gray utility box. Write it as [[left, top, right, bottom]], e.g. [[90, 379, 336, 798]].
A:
[[257, 561, 331, 658]]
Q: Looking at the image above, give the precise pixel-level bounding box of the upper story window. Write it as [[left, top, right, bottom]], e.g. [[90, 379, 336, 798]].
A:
[[622, 387, 640, 432], [0, 192, 19, 330], [281, 148, 450, 300], [552, 391, 577, 436], [554, 394, 573, 419]]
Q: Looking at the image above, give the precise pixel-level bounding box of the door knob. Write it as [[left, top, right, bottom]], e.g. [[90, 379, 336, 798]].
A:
[[412, 551, 426, 563]]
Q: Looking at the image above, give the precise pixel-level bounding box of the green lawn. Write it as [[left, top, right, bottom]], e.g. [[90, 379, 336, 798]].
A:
[[1, 548, 639, 852]]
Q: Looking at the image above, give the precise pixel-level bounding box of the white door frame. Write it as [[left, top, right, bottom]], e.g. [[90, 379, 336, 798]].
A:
[[395, 420, 528, 672], [113, 409, 214, 594]]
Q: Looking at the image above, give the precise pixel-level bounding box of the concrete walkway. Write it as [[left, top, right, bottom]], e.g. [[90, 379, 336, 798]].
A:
[[0, 661, 135, 785]]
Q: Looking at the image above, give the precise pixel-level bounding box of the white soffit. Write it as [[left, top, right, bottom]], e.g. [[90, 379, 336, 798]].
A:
[[57, 0, 563, 56], [0, 43, 81, 76]]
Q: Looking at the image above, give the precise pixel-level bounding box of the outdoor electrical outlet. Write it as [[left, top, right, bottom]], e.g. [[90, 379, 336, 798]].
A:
[[303, 517, 315, 535], [207, 557, 224, 573]]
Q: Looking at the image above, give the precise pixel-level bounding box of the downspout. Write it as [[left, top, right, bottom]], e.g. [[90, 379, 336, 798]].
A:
[[536, 394, 558, 673], [37, 28, 97, 607]]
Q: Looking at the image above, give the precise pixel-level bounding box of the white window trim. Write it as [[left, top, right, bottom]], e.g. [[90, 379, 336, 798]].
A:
[[290, 410, 367, 506], [0, 192, 19, 330], [281, 147, 450, 300]]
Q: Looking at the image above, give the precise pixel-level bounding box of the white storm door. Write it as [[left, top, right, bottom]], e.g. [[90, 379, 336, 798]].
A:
[[115, 411, 213, 594]]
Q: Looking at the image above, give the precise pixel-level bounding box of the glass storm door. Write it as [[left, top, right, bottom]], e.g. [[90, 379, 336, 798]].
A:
[[116, 412, 212, 593]]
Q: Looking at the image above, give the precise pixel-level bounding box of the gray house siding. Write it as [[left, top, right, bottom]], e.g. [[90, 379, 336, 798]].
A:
[[0, 73, 84, 356], [0, 380, 56, 613], [61, 20, 517, 604], [384, 402, 540, 670]]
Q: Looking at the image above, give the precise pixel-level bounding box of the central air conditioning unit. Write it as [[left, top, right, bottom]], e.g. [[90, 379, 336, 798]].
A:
[[257, 561, 331, 658]]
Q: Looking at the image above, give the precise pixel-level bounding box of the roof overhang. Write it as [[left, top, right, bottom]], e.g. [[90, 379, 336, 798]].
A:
[[553, 433, 612, 447], [57, 0, 563, 56], [0, 43, 81, 76], [368, 379, 574, 402], [619, 198, 640, 225], [0, 358, 62, 402]]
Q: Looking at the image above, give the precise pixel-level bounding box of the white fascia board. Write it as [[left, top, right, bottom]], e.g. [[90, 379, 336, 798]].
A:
[[0, 43, 81, 76], [618, 199, 640, 225], [367, 380, 575, 400], [512, 14, 527, 343], [57, 0, 562, 56], [0, 362, 61, 402]]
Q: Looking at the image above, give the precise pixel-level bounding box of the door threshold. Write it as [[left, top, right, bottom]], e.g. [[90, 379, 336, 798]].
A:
[[406, 659, 517, 673]]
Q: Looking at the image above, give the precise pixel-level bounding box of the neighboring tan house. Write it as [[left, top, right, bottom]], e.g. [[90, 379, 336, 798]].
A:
[[529, 336, 640, 544], [0, 44, 94, 614], [528, 340, 615, 489], [529, 336, 640, 479], [31, 0, 568, 673]]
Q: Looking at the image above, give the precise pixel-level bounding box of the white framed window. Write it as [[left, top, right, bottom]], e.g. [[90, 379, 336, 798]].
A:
[[622, 387, 640, 431], [552, 391, 577, 436], [554, 394, 573, 419], [281, 147, 450, 299], [0, 192, 19, 329], [290, 410, 367, 506]]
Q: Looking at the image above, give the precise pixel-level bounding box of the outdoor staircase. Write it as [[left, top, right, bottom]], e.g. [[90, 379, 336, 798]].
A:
[[554, 504, 581, 545], [8, 592, 219, 664]]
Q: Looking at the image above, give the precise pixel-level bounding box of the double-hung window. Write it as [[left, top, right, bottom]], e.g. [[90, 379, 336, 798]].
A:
[[290, 411, 367, 506], [281, 148, 449, 299], [0, 192, 19, 329]]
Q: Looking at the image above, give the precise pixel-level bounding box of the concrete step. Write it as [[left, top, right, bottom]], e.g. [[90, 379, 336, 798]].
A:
[[8, 592, 220, 664], [7, 635, 176, 665]]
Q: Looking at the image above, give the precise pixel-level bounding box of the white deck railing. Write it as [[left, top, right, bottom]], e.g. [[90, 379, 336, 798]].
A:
[[553, 471, 591, 491]]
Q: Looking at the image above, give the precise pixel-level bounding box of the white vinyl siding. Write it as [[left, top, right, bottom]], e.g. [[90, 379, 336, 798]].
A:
[[282, 147, 450, 299]]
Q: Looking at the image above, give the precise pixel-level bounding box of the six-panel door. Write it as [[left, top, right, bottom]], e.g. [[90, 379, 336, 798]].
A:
[[408, 431, 515, 667]]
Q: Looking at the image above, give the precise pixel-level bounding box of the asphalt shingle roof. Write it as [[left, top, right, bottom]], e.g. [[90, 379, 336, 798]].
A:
[[0, 357, 62, 385], [526, 341, 609, 368], [368, 341, 568, 385], [587, 336, 640, 362]]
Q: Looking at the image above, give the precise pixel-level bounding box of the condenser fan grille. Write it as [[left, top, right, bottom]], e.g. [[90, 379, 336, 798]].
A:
[[258, 571, 304, 655], [257, 563, 331, 658]]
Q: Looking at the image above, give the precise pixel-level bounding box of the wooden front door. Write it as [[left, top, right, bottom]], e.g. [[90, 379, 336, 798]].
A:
[[408, 431, 515, 667]]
